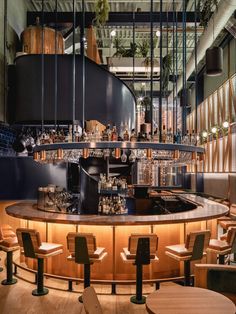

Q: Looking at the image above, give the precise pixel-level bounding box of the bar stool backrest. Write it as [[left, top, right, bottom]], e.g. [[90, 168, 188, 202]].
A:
[[185, 230, 211, 251], [16, 228, 41, 258], [226, 227, 236, 246], [128, 233, 158, 255], [0, 224, 16, 241], [67, 232, 96, 256]]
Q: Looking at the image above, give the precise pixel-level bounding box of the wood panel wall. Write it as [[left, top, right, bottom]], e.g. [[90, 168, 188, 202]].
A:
[[187, 73, 236, 173]]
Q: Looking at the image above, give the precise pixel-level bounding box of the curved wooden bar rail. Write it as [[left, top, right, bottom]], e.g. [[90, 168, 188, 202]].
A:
[[1, 195, 228, 285]]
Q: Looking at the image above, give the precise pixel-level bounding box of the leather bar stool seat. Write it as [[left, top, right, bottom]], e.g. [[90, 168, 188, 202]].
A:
[[0, 224, 19, 285], [67, 232, 107, 302], [208, 227, 236, 264], [121, 233, 159, 304], [16, 228, 63, 296], [165, 230, 211, 286]]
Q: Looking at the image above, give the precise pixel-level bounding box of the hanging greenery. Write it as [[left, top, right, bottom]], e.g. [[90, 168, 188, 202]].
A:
[[161, 53, 172, 96], [93, 0, 110, 27], [197, 0, 218, 28]]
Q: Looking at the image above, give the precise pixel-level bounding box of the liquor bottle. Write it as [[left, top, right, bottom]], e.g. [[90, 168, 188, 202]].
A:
[[166, 128, 173, 143], [80, 128, 88, 142], [130, 129, 137, 142], [94, 124, 101, 142], [162, 125, 166, 143], [152, 127, 159, 142], [176, 128, 182, 144], [191, 130, 197, 145], [102, 126, 109, 141], [111, 125, 118, 141], [75, 125, 80, 142], [123, 128, 129, 141]]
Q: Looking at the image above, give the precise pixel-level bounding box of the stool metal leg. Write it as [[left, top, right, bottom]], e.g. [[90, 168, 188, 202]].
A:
[[184, 260, 191, 286], [32, 258, 49, 296], [2, 251, 17, 285], [130, 264, 146, 304]]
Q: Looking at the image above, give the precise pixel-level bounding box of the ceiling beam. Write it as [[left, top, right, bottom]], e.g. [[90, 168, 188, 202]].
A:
[[27, 11, 200, 28]]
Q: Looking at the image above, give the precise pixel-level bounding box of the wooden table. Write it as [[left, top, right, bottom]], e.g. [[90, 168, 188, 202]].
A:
[[146, 286, 236, 314]]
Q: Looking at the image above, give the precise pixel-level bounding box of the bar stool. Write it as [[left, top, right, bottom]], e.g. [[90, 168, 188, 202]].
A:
[[66, 232, 107, 302], [207, 227, 236, 264], [165, 230, 211, 286], [0, 224, 19, 285], [120, 233, 158, 304], [16, 228, 63, 296]]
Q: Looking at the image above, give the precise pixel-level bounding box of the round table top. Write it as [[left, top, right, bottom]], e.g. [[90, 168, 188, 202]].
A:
[[5, 194, 229, 226], [146, 286, 236, 314]]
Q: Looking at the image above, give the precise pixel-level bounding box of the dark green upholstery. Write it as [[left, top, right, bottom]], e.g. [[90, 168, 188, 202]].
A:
[[207, 269, 236, 293]]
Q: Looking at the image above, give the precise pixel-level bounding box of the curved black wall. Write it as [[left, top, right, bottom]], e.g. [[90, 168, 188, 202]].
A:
[[9, 55, 136, 130]]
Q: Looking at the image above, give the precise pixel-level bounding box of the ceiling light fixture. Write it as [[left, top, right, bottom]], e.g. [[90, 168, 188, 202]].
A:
[[110, 29, 116, 37]]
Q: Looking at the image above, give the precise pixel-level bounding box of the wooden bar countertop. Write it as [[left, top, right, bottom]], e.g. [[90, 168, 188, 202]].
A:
[[5, 194, 229, 226]]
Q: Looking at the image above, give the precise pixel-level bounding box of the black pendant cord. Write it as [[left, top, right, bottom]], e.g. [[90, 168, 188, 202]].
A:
[[194, 0, 198, 135], [166, 5, 169, 133], [182, 0, 187, 136], [41, 0, 45, 133], [81, 0, 85, 131], [54, 0, 58, 130], [72, 0, 76, 141], [172, 0, 175, 135], [175, 8, 178, 133], [3, 0, 7, 123], [159, 0, 163, 142], [132, 7, 135, 97], [150, 0, 154, 135]]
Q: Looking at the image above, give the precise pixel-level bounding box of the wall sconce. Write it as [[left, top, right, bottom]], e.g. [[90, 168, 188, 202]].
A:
[[222, 121, 229, 129], [211, 126, 218, 134], [202, 131, 208, 138]]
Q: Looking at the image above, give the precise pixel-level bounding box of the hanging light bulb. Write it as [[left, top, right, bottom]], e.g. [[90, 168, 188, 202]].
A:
[[206, 46, 223, 76]]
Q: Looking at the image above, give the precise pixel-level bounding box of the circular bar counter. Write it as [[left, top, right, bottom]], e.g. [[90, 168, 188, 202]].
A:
[[3, 195, 229, 281]]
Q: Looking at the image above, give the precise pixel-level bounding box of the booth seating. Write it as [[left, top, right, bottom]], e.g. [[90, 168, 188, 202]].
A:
[[66, 232, 107, 302], [207, 227, 236, 264], [16, 228, 63, 296], [120, 233, 158, 304], [194, 264, 236, 305], [165, 230, 211, 286], [0, 224, 19, 285], [82, 286, 103, 314]]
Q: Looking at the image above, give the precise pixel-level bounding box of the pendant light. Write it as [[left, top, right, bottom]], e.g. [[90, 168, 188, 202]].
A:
[[205, 14, 223, 76]]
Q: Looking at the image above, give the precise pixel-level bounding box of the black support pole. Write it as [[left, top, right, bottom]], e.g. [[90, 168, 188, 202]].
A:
[[72, 0, 76, 140], [81, 0, 85, 130], [150, 0, 154, 135], [159, 0, 163, 142], [84, 263, 91, 288], [41, 0, 45, 133], [54, 0, 58, 129], [184, 260, 191, 286], [32, 258, 49, 296]]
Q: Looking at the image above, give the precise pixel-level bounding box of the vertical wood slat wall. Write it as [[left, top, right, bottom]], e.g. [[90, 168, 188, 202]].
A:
[[187, 73, 236, 173]]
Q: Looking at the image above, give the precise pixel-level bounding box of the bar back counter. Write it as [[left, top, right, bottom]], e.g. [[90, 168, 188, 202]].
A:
[[0, 194, 228, 284]]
